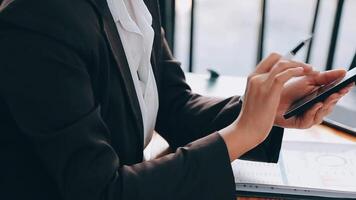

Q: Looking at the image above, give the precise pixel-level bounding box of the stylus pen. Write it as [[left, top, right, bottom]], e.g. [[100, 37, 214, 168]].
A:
[[282, 35, 313, 60]]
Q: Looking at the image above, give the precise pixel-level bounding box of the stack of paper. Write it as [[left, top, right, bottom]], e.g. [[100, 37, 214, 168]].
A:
[[232, 141, 356, 199]]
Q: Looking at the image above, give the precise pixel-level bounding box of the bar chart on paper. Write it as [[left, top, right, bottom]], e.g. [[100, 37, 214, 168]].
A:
[[232, 141, 356, 199]]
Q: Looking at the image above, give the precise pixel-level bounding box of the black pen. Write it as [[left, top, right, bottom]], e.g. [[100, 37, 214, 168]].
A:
[[282, 35, 313, 60]]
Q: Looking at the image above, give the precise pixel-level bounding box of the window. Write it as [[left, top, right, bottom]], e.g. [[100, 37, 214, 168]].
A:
[[173, 0, 355, 75]]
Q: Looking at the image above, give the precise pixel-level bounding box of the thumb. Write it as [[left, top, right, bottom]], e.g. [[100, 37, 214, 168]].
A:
[[313, 69, 346, 85]]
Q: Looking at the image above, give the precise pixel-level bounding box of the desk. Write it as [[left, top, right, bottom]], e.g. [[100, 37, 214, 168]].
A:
[[146, 73, 356, 200]]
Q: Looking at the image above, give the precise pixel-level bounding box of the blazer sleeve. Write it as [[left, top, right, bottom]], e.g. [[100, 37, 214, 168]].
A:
[[0, 27, 236, 200], [155, 29, 284, 163]]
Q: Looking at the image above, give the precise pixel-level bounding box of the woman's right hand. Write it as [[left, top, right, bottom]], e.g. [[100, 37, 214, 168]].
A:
[[219, 53, 312, 161]]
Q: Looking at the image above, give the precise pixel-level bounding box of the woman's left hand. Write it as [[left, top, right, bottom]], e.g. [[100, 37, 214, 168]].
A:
[[275, 68, 354, 129]]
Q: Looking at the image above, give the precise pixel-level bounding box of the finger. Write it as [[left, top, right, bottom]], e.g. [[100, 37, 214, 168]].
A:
[[271, 67, 305, 89], [314, 94, 341, 123], [338, 83, 354, 94], [314, 100, 339, 124], [338, 87, 351, 95], [269, 61, 311, 79], [328, 84, 353, 98], [321, 93, 342, 108], [299, 103, 323, 128], [313, 69, 346, 85], [326, 93, 342, 103], [255, 53, 281, 74]]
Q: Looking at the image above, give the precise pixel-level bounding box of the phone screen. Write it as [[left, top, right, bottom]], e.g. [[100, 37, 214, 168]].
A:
[[284, 67, 356, 119], [288, 77, 344, 111]]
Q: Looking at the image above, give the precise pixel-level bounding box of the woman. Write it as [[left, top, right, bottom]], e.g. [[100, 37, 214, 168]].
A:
[[0, 0, 351, 199]]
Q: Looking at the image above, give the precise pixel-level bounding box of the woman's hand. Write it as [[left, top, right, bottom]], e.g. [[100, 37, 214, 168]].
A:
[[275, 69, 353, 129], [220, 53, 311, 161]]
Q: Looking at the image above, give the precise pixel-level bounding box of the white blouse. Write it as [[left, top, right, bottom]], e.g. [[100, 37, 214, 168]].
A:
[[106, 0, 159, 148]]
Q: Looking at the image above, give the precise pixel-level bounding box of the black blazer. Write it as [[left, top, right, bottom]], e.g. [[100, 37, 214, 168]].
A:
[[0, 0, 284, 199]]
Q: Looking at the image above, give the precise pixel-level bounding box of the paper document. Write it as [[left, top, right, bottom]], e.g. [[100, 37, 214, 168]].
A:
[[232, 141, 356, 199]]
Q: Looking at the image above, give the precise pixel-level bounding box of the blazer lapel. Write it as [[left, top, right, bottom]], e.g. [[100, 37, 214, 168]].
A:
[[86, 0, 144, 145], [144, 0, 161, 86]]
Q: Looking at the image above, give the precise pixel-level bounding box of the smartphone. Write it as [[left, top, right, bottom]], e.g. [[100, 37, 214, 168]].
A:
[[284, 67, 356, 119]]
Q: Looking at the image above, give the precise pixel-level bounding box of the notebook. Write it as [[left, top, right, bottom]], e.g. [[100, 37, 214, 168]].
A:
[[233, 141, 356, 199]]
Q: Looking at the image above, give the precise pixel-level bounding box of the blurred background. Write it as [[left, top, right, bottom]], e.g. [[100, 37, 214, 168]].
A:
[[159, 0, 356, 76]]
